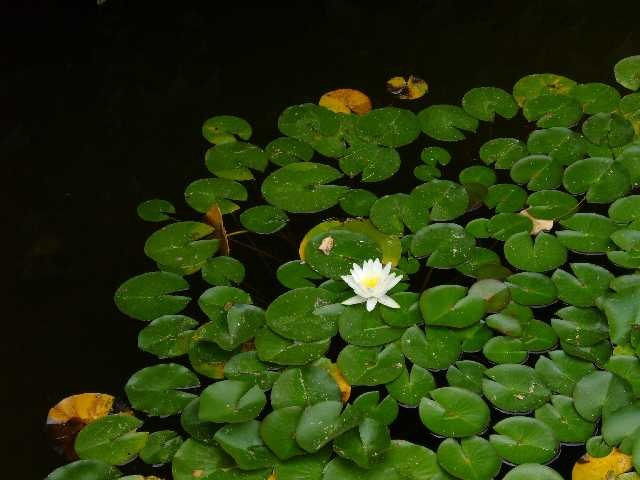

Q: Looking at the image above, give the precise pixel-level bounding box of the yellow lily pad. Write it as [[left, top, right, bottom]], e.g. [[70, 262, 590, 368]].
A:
[[572, 449, 633, 480], [386, 75, 428, 100]]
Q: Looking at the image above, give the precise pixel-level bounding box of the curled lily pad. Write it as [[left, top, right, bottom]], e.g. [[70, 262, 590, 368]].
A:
[[490, 416, 558, 464], [261, 162, 347, 213], [418, 104, 479, 141], [137, 199, 175, 222], [419, 387, 490, 437], [462, 86, 518, 121], [205, 141, 267, 180], [125, 364, 200, 417], [184, 178, 247, 214], [114, 271, 190, 321], [436, 436, 501, 480]]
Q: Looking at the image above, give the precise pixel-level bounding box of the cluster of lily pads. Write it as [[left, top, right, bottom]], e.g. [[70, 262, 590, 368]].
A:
[[46, 55, 640, 480]]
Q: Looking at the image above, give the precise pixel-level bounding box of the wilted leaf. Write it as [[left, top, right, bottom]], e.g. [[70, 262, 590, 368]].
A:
[[386, 75, 428, 100], [319, 88, 372, 114]]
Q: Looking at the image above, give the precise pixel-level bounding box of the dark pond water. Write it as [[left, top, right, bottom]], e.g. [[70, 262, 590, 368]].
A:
[[4, 1, 640, 478]]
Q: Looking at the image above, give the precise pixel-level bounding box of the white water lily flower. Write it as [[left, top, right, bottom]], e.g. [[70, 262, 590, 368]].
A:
[[341, 258, 402, 312]]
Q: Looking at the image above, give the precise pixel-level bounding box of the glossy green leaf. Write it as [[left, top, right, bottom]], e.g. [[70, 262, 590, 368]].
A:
[[138, 314, 197, 358], [144, 221, 218, 272], [551, 306, 609, 347], [172, 439, 230, 480], [420, 284, 486, 328], [74, 414, 147, 465], [411, 179, 469, 221], [339, 143, 401, 182], [214, 420, 277, 470], [505, 272, 556, 306], [526, 190, 578, 219], [223, 351, 280, 389], [278, 104, 344, 157], [202, 115, 252, 144], [556, 212, 618, 253], [490, 416, 558, 464], [239, 205, 289, 234], [402, 325, 462, 370], [523, 93, 582, 128], [337, 343, 404, 386], [564, 157, 631, 203], [436, 436, 501, 480], [125, 363, 199, 416], [573, 370, 633, 422], [139, 430, 183, 465], [339, 304, 405, 346], [513, 73, 577, 107], [502, 464, 563, 480], [196, 303, 263, 351], [370, 193, 429, 235], [202, 256, 245, 286], [355, 107, 421, 147], [339, 188, 377, 217], [185, 178, 248, 214], [462, 86, 518, 121], [571, 83, 621, 114], [484, 183, 527, 212], [551, 263, 613, 307], [45, 461, 121, 480], [596, 286, 640, 345], [615, 55, 640, 91], [384, 364, 435, 407], [482, 364, 550, 413], [137, 199, 175, 222], [535, 395, 595, 443], [265, 136, 314, 166], [114, 271, 190, 321], [410, 223, 475, 268], [270, 365, 341, 410], [333, 418, 390, 468], [255, 326, 330, 366], [418, 105, 479, 141], [205, 141, 268, 180], [482, 336, 527, 364], [276, 260, 323, 289], [504, 231, 567, 273], [446, 360, 487, 395], [199, 379, 266, 423], [582, 112, 635, 147], [510, 154, 562, 191], [479, 138, 528, 169], [419, 387, 490, 437], [527, 127, 586, 165], [534, 350, 596, 396]]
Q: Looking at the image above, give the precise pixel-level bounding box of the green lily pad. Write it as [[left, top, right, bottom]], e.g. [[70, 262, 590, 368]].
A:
[[551, 263, 613, 307], [214, 420, 277, 470], [171, 439, 230, 480], [419, 387, 490, 437], [482, 336, 527, 364], [526, 190, 578, 219], [411, 179, 469, 221], [239, 205, 289, 234], [527, 127, 586, 165], [205, 141, 268, 180], [421, 146, 451, 165], [266, 287, 338, 342], [45, 461, 121, 480], [596, 286, 640, 345], [551, 306, 609, 347], [114, 271, 190, 321], [556, 212, 618, 253], [339, 188, 378, 217], [202, 115, 252, 144], [255, 326, 330, 366], [606, 355, 640, 396], [536, 395, 595, 444], [513, 73, 577, 106], [270, 365, 341, 410], [202, 256, 245, 286], [602, 402, 640, 446], [265, 136, 314, 166], [139, 430, 183, 465], [144, 221, 218, 272], [482, 364, 550, 413], [617, 146, 640, 186], [487, 213, 532, 241], [339, 144, 401, 182], [276, 260, 323, 289], [418, 105, 479, 141], [564, 156, 631, 203], [138, 314, 198, 358], [484, 183, 527, 212], [184, 178, 248, 214], [573, 370, 633, 422], [260, 406, 305, 460], [379, 291, 422, 327], [561, 339, 613, 367], [187, 341, 231, 380], [137, 199, 175, 222], [337, 343, 404, 386], [459, 165, 497, 190], [462, 86, 518, 122], [510, 154, 563, 191], [333, 418, 391, 468], [75, 414, 147, 465], [504, 231, 567, 273], [199, 379, 266, 423], [261, 162, 347, 213], [523, 93, 583, 128], [490, 416, 558, 464], [505, 272, 557, 306], [615, 55, 640, 91], [437, 436, 501, 480], [402, 325, 462, 370], [570, 83, 621, 114], [198, 285, 252, 322], [179, 398, 221, 445], [420, 284, 486, 328], [196, 304, 264, 351], [485, 301, 531, 337], [385, 364, 436, 407], [339, 304, 405, 346], [223, 351, 280, 389], [355, 107, 421, 147], [278, 103, 345, 157], [125, 363, 199, 416], [370, 193, 429, 235], [502, 464, 563, 480], [582, 112, 635, 147], [446, 360, 487, 395], [479, 138, 528, 169], [467, 279, 510, 312], [410, 223, 475, 268], [534, 350, 596, 396]]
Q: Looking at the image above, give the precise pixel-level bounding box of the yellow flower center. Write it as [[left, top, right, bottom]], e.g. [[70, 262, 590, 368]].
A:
[[362, 275, 381, 288]]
